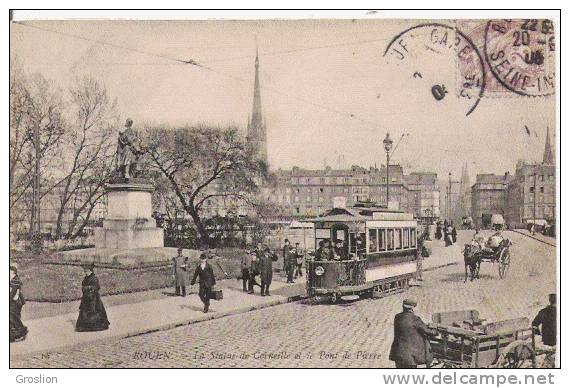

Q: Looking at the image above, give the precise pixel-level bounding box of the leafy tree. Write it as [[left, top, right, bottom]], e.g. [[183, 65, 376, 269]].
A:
[[145, 124, 268, 247]]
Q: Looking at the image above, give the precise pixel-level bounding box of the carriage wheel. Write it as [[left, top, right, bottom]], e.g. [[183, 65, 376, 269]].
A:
[[498, 248, 511, 279], [496, 342, 535, 368]]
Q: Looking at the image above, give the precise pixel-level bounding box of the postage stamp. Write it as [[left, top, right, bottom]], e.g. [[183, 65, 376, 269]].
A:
[[460, 19, 555, 97]]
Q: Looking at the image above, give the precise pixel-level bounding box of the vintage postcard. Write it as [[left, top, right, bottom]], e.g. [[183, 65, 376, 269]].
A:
[[8, 11, 559, 375]]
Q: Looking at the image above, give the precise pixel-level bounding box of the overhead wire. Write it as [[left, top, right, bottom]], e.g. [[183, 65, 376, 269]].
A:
[[12, 20, 387, 131]]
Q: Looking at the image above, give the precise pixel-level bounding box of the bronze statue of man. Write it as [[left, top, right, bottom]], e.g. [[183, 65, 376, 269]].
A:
[[115, 118, 138, 179]]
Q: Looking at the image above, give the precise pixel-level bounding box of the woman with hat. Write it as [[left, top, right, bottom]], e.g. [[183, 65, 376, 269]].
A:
[[76, 263, 110, 332], [10, 262, 28, 342]]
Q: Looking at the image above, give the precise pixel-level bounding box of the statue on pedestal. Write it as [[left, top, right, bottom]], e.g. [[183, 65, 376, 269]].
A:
[[115, 118, 145, 180]]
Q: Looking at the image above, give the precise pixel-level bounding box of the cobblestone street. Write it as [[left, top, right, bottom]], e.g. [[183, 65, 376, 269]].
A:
[[11, 231, 556, 368]]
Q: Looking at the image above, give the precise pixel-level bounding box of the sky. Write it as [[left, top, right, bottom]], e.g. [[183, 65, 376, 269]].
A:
[[10, 19, 557, 182]]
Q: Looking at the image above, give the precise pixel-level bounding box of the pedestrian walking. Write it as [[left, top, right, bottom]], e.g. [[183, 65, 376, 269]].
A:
[[190, 253, 217, 313], [240, 250, 252, 292], [76, 263, 110, 332], [451, 223, 457, 244], [259, 247, 278, 296], [389, 299, 436, 368], [248, 251, 261, 294], [10, 263, 28, 343], [532, 293, 557, 347], [445, 225, 453, 247], [294, 242, 304, 278], [435, 223, 442, 240], [172, 247, 189, 296], [282, 239, 295, 283]]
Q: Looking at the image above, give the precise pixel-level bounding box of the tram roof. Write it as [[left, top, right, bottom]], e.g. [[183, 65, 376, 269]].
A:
[[305, 206, 406, 223]]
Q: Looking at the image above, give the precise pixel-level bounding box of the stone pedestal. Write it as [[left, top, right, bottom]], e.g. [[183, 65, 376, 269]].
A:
[[94, 182, 164, 250]]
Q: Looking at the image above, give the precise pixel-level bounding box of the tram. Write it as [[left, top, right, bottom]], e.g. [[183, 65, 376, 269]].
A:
[[305, 204, 419, 302]]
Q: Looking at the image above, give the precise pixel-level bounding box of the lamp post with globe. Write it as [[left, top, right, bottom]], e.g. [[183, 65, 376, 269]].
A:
[[383, 133, 394, 207]]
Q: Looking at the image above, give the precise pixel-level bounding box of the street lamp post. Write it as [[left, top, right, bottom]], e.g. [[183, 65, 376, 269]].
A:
[[383, 133, 393, 208], [448, 172, 452, 221], [533, 168, 538, 235]]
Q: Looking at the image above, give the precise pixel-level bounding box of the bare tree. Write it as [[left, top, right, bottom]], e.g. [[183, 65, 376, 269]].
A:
[[51, 76, 119, 240], [9, 59, 66, 236], [145, 124, 268, 247]]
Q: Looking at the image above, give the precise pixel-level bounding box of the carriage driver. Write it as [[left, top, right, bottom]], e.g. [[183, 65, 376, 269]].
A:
[[486, 230, 504, 252], [470, 228, 486, 250]]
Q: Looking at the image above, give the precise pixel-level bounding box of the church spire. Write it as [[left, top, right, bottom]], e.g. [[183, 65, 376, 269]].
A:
[[251, 46, 263, 127], [247, 43, 268, 166], [542, 126, 554, 165]]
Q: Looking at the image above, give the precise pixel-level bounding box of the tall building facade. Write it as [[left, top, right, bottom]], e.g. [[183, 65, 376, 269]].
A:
[[471, 173, 511, 227], [505, 129, 556, 225], [247, 48, 268, 166], [265, 165, 440, 218], [404, 172, 440, 219]]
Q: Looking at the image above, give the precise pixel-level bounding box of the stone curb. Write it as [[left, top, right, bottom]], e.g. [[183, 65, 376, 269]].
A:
[[11, 262, 458, 360], [10, 294, 304, 361]]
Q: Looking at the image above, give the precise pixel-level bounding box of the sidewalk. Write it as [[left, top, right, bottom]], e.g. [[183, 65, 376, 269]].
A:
[[11, 240, 463, 359], [10, 275, 305, 359], [511, 229, 556, 246]]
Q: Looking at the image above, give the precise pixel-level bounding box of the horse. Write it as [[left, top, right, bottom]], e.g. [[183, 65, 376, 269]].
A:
[[463, 243, 482, 282]]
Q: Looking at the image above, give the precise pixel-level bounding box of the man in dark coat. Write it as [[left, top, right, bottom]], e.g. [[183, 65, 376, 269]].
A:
[[76, 263, 110, 332], [191, 253, 216, 313], [389, 299, 436, 368], [10, 263, 28, 342], [259, 247, 278, 296], [282, 239, 295, 283], [294, 242, 304, 278], [532, 293, 557, 346]]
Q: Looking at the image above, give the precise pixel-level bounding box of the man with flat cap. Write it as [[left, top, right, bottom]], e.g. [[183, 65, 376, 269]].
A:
[[389, 298, 436, 368], [532, 293, 557, 346]]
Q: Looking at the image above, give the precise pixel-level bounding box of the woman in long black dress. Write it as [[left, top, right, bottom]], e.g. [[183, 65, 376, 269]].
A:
[[10, 263, 28, 342], [76, 263, 110, 332]]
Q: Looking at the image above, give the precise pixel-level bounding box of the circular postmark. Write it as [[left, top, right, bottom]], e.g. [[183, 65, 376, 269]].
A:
[[484, 19, 555, 97], [384, 23, 486, 116]]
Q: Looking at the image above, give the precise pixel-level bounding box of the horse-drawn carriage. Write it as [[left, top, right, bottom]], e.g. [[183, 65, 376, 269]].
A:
[[429, 310, 538, 368], [463, 235, 512, 282]]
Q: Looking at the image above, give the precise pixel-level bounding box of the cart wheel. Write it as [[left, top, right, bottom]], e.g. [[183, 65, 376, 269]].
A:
[[330, 293, 338, 303], [496, 341, 535, 368], [498, 248, 511, 279]]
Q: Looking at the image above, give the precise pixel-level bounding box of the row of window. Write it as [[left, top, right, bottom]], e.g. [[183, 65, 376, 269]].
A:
[[520, 174, 555, 183], [368, 227, 417, 253], [290, 177, 402, 185]]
